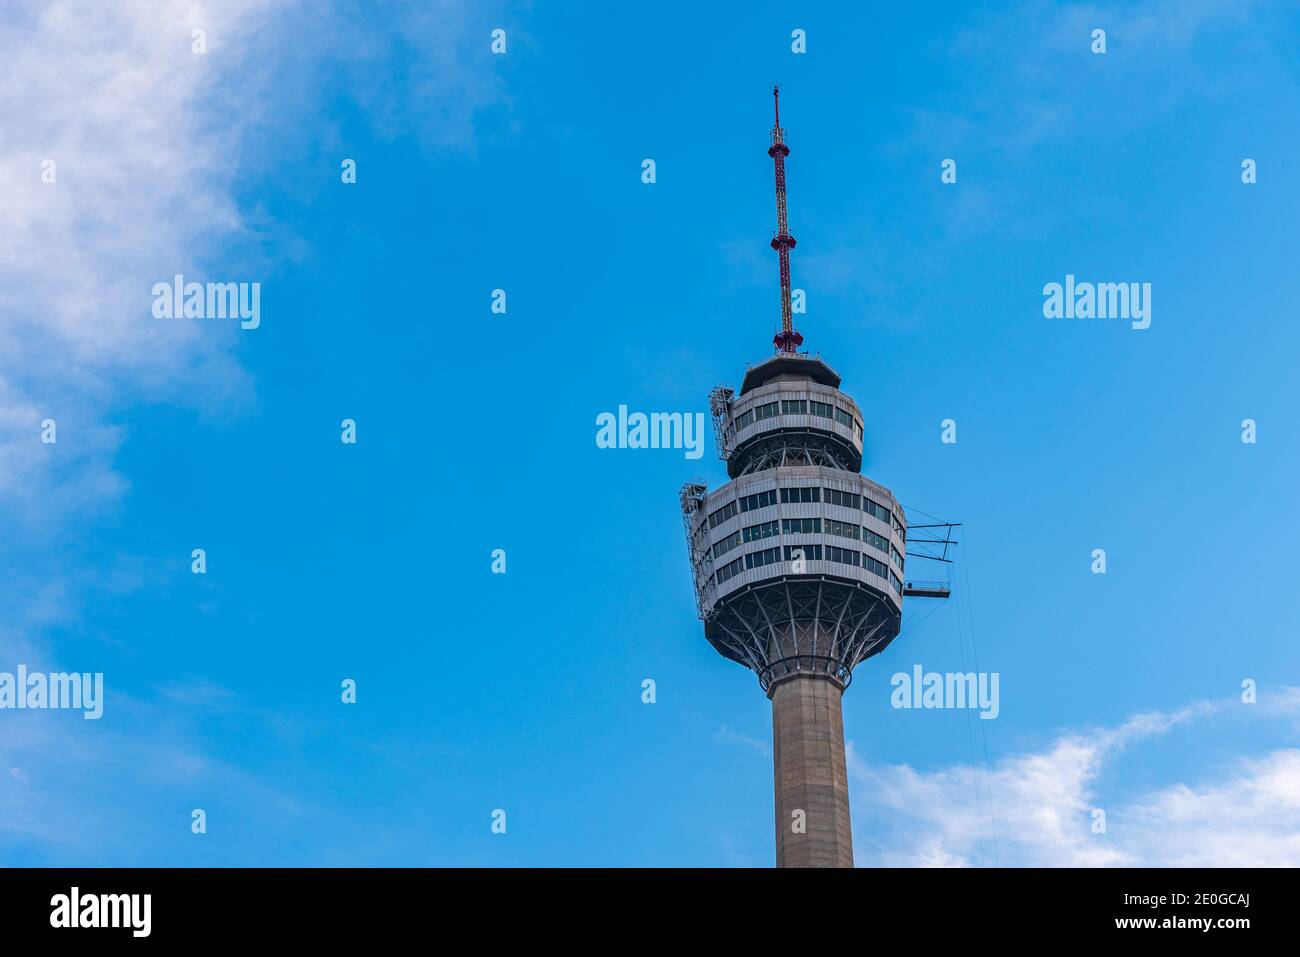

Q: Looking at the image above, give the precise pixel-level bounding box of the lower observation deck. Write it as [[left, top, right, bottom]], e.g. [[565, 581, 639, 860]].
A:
[[685, 466, 908, 619], [682, 465, 909, 693]]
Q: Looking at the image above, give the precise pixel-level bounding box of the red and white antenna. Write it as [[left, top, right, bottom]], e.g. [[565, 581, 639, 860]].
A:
[[769, 85, 803, 354]]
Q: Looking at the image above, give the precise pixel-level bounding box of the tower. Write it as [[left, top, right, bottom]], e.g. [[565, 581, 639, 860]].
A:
[[680, 88, 951, 868]]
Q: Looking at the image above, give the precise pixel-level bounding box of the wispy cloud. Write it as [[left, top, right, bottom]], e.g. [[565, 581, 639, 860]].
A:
[[0, 691, 322, 864], [714, 723, 771, 758], [848, 688, 1300, 866], [0, 0, 511, 540], [0, 0, 511, 864], [900, 0, 1264, 163], [0, 0, 278, 541], [802, 0, 1279, 323]]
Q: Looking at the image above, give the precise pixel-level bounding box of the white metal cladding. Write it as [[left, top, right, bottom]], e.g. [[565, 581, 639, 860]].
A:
[[689, 466, 907, 618], [721, 381, 864, 460]]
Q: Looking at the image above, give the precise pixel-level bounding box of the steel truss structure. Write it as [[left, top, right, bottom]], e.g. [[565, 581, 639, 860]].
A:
[[731, 433, 858, 475], [704, 576, 901, 694]]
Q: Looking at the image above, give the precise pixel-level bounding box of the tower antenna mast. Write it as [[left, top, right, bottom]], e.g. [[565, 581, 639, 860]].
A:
[[769, 85, 803, 354]]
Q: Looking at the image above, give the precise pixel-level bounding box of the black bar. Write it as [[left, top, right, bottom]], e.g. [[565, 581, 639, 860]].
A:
[[0, 867, 1283, 943]]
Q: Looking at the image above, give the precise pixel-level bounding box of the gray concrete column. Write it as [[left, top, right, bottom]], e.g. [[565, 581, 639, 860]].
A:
[[770, 675, 854, 867]]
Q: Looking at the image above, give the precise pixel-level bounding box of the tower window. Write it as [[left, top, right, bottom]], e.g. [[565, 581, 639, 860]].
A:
[[890, 544, 904, 571], [864, 554, 889, 578], [783, 544, 822, 562], [739, 489, 777, 512], [712, 529, 742, 559], [864, 498, 891, 523], [825, 519, 860, 540], [864, 528, 889, 554], [781, 517, 820, 534], [779, 486, 820, 504], [715, 556, 745, 585], [708, 500, 738, 528], [825, 488, 861, 509], [826, 545, 860, 567]]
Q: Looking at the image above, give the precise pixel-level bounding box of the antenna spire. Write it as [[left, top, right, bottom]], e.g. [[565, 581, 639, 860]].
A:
[[769, 85, 803, 354]]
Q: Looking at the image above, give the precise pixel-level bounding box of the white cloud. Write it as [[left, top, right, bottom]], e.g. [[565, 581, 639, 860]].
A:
[[0, 0, 510, 863], [714, 723, 770, 758], [1119, 750, 1300, 866], [848, 689, 1300, 866], [0, 0, 510, 538], [0, 1, 278, 535]]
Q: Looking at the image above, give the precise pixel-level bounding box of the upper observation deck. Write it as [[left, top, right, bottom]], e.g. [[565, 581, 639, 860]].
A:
[[711, 355, 866, 478]]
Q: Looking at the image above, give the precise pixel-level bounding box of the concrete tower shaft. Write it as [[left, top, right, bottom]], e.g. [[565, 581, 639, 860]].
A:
[[772, 676, 853, 868]]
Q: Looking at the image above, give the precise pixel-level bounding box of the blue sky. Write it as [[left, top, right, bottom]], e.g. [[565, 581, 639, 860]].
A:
[[2, 0, 1299, 866]]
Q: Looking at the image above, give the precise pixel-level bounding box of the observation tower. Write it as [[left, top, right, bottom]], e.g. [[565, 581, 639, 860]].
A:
[[680, 88, 954, 868]]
